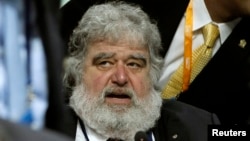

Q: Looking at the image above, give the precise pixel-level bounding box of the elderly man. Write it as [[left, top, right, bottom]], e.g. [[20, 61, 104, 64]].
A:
[[62, 1, 219, 141]]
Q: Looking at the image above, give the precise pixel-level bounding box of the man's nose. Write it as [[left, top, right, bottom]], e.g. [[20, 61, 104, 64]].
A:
[[111, 64, 128, 86]]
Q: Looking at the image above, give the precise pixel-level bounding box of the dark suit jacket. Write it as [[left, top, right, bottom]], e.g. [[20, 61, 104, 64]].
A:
[[62, 100, 220, 141], [59, 0, 250, 124], [0, 119, 73, 141]]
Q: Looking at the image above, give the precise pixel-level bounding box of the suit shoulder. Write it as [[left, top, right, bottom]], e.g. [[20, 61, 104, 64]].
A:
[[161, 99, 220, 124]]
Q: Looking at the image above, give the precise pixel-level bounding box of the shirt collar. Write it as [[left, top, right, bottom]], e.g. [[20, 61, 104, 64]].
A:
[[76, 121, 108, 141], [193, 0, 211, 31], [217, 18, 241, 43], [193, 0, 241, 43]]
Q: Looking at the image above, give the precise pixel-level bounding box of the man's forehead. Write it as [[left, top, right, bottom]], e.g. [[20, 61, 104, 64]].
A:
[[93, 52, 147, 59], [88, 41, 149, 53], [90, 41, 145, 48]]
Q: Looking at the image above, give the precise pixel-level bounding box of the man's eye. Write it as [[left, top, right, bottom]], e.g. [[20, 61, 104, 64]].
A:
[[127, 62, 142, 68], [98, 61, 112, 68]]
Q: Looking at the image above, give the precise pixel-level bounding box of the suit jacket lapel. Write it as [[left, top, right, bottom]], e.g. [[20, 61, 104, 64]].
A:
[[212, 17, 250, 63], [190, 17, 250, 87]]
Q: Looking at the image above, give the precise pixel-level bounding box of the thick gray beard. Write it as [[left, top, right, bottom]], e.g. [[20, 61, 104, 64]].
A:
[[69, 84, 162, 141]]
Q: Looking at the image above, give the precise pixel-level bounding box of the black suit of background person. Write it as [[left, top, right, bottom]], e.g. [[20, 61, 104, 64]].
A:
[[59, 0, 250, 125], [31, 0, 70, 133]]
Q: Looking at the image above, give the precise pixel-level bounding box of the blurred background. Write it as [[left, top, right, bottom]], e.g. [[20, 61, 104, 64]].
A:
[[0, 0, 71, 135]]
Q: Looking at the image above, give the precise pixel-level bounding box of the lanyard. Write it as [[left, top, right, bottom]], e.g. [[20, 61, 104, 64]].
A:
[[183, 0, 193, 91], [79, 118, 90, 141]]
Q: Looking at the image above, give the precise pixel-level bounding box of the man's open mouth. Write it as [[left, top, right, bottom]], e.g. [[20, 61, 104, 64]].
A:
[[105, 93, 131, 99], [104, 88, 133, 105]]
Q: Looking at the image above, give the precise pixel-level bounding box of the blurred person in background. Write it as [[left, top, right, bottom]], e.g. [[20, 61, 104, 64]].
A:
[[0, 0, 69, 136]]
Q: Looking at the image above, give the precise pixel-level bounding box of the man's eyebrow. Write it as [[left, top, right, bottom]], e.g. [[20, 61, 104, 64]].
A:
[[128, 53, 147, 64], [93, 52, 115, 62]]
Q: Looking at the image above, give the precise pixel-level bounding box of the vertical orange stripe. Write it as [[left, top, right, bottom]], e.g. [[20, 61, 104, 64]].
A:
[[183, 0, 193, 91]]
